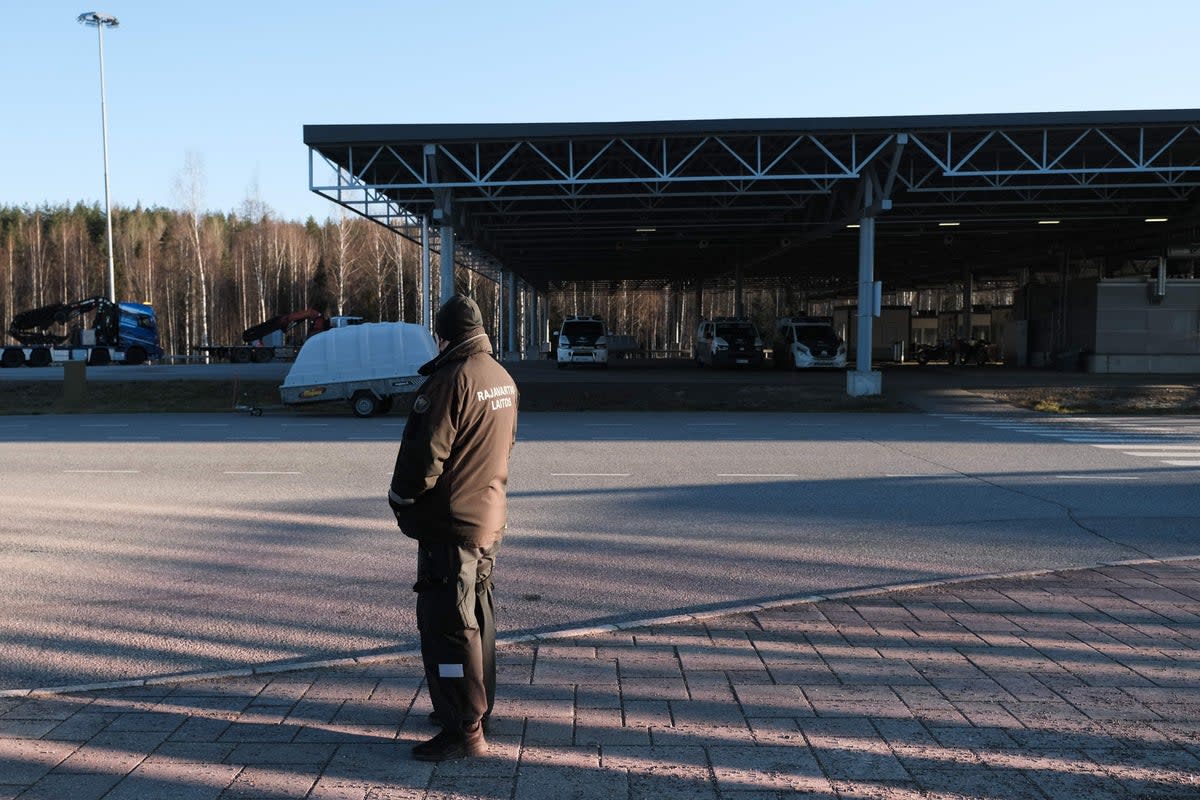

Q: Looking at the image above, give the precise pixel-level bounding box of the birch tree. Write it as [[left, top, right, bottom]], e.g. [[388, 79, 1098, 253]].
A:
[[365, 224, 390, 321], [325, 211, 359, 316], [240, 178, 271, 323], [173, 151, 211, 348]]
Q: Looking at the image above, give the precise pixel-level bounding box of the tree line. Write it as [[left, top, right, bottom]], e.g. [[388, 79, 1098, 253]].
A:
[[0, 202, 1013, 359], [0, 202, 774, 358], [0, 202, 490, 356]]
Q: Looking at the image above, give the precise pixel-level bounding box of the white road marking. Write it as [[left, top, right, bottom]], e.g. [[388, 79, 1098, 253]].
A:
[[63, 469, 140, 474], [223, 471, 302, 475], [952, 416, 1200, 474], [1055, 475, 1141, 480], [1093, 444, 1200, 450], [979, 423, 1046, 429], [80, 423, 129, 428], [1098, 427, 1188, 432], [550, 473, 631, 477], [1124, 452, 1200, 458], [281, 423, 329, 427], [717, 473, 798, 478], [0, 424, 29, 428], [1059, 437, 1174, 443]]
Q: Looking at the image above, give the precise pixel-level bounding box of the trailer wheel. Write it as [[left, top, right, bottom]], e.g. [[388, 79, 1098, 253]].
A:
[[1, 348, 23, 368], [123, 345, 147, 365], [88, 348, 111, 366], [351, 391, 379, 418], [232, 348, 252, 364], [251, 349, 273, 363], [28, 348, 52, 368]]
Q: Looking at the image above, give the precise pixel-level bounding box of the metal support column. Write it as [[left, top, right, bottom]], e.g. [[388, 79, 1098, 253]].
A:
[[495, 272, 504, 359], [1057, 250, 1069, 353], [420, 215, 431, 332], [520, 284, 529, 359], [506, 271, 517, 359], [529, 290, 539, 360], [961, 265, 973, 343], [539, 291, 549, 353], [439, 222, 455, 302], [734, 262, 745, 317], [847, 180, 882, 397]]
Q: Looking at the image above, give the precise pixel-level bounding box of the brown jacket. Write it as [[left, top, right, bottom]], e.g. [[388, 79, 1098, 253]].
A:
[[388, 328, 518, 548]]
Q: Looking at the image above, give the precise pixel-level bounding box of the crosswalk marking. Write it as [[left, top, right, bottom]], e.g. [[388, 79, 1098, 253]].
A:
[[1056, 475, 1141, 480], [938, 412, 1200, 469], [1094, 444, 1200, 450]]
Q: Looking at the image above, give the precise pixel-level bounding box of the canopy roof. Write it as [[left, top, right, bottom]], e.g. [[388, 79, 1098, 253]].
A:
[[304, 109, 1200, 290]]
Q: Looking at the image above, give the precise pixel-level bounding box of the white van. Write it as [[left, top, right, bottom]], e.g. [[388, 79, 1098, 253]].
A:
[[694, 317, 764, 368], [555, 315, 609, 368], [773, 317, 847, 369]]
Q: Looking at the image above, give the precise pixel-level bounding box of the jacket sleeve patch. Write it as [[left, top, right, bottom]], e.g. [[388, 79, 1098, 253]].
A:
[[412, 395, 431, 414]]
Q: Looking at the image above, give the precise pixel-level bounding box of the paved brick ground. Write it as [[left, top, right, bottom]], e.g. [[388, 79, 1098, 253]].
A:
[[2, 560, 1199, 799]]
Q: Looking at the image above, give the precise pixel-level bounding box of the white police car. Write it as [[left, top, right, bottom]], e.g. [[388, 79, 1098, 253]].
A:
[[773, 317, 847, 369], [555, 315, 608, 368], [694, 317, 764, 368]]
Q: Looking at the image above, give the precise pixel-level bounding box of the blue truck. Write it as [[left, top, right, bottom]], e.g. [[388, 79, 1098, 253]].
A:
[[2, 296, 164, 367]]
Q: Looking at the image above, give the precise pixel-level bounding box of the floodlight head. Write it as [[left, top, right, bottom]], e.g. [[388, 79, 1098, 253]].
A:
[[77, 11, 119, 28]]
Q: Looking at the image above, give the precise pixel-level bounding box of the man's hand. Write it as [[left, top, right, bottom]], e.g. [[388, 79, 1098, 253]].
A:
[[388, 488, 414, 524]]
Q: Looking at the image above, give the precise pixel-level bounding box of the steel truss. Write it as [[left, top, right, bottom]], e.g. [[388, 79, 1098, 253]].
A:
[[306, 112, 1200, 286], [311, 160, 506, 286]]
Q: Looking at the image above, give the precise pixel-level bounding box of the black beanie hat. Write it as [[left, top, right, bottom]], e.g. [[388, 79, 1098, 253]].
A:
[[435, 294, 484, 341]]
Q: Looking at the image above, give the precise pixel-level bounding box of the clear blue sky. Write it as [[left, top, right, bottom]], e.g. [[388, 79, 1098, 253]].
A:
[[3, 1, 1197, 223]]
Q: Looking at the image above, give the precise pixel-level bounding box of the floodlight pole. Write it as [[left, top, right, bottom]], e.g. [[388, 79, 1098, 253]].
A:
[[78, 11, 119, 303]]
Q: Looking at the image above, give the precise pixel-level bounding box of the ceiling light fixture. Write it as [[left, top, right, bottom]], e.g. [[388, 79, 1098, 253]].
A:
[[1038, 220, 1060, 225], [938, 222, 960, 227], [1144, 217, 1169, 223], [635, 227, 656, 233], [846, 223, 860, 229]]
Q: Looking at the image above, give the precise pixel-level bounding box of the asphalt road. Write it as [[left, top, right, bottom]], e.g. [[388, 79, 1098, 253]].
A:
[[2, 406, 1198, 690]]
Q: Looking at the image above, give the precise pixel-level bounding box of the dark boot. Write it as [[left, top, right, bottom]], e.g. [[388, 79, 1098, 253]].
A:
[[428, 711, 490, 733], [411, 722, 487, 762]]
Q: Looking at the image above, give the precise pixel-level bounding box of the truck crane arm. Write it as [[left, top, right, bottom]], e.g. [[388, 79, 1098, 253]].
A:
[[241, 308, 326, 343], [8, 297, 116, 346]]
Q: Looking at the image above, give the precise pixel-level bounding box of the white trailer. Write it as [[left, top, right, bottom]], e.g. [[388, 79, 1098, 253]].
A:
[[278, 322, 437, 417]]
